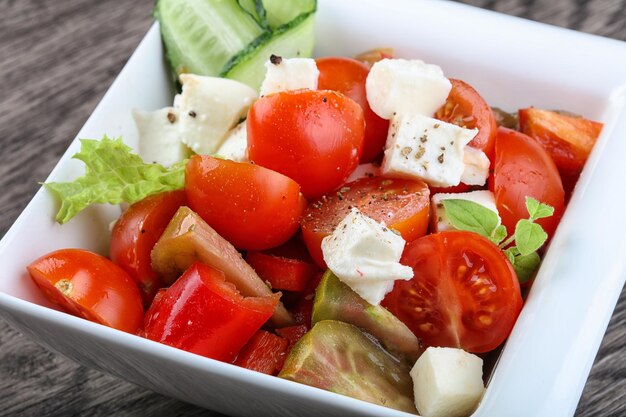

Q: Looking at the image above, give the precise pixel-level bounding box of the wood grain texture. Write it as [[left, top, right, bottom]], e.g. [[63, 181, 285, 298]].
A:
[[0, 0, 623, 416]]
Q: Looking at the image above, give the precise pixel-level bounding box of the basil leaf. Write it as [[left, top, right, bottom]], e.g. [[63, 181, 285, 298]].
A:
[[442, 199, 499, 238], [514, 219, 548, 256], [525, 197, 554, 221], [491, 224, 508, 245], [513, 252, 541, 283]]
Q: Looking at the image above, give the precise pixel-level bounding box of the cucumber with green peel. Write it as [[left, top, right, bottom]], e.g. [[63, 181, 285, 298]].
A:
[[237, 0, 268, 30], [263, 0, 316, 29], [155, 0, 265, 77], [221, 12, 316, 90]]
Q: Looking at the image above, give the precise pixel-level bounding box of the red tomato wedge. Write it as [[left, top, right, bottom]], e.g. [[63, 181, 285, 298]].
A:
[[491, 127, 565, 239], [144, 262, 279, 362], [301, 176, 430, 268], [435, 79, 497, 159], [247, 89, 365, 199], [246, 251, 317, 292], [110, 190, 186, 305], [234, 330, 289, 375], [382, 231, 522, 353], [185, 156, 305, 250], [317, 57, 389, 163], [27, 249, 144, 333], [276, 325, 309, 352], [518, 108, 602, 196]]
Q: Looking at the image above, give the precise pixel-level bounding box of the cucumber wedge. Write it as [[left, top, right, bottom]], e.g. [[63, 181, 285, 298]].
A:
[[263, 0, 316, 29], [221, 12, 316, 90], [155, 0, 265, 77]]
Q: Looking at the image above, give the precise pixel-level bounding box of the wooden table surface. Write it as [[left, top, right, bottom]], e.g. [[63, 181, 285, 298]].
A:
[[0, 1, 624, 416]]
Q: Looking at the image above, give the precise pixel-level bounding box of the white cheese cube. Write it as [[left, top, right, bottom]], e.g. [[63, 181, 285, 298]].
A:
[[178, 74, 257, 155], [381, 113, 477, 187], [215, 120, 248, 162], [431, 190, 500, 233], [411, 347, 485, 417], [321, 208, 413, 306], [260, 57, 319, 96], [461, 146, 490, 186], [132, 107, 188, 167], [345, 163, 381, 183], [366, 58, 452, 120]]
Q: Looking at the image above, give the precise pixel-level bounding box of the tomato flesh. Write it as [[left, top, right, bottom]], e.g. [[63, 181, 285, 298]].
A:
[[382, 231, 522, 353], [110, 190, 186, 305], [185, 155, 305, 250], [144, 262, 279, 362], [317, 57, 389, 163], [246, 251, 316, 292], [435, 79, 497, 159], [247, 89, 365, 199], [301, 176, 430, 268], [234, 330, 289, 375], [27, 249, 144, 333], [491, 127, 565, 239]]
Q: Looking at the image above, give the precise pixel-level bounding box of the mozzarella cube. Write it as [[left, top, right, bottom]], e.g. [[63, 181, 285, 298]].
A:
[[461, 146, 490, 186], [345, 163, 381, 183], [178, 74, 257, 155], [411, 347, 485, 417], [321, 208, 413, 306], [132, 107, 188, 167], [215, 120, 248, 162], [366, 59, 452, 120], [381, 113, 477, 187], [431, 190, 500, 233], [260, 57, 319, 96]]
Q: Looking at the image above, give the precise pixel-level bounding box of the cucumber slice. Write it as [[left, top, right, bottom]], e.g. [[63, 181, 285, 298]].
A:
[[155, 0, 265, 77], [263, 0, 316, 29], [237, 0, 268, 29], [221, 12, 316, 90]]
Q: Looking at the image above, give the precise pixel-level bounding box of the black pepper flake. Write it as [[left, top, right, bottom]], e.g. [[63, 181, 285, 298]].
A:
[[167, 111, 176, 124], [323, 96, 327, 103], [420, 135, 428, 143], [438, 153, 445, 163], [141, 229, 146, 234], [188, 110, 197, 118], [270, 54, 283, 65], [440, 146, 446, 151]]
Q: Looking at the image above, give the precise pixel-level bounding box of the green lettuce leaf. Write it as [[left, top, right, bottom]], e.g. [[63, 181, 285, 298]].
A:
[[45, 136, 186, 224]]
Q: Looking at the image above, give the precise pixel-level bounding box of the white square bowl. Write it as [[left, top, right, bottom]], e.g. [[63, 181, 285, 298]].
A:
[[1, 1, 626, 416]]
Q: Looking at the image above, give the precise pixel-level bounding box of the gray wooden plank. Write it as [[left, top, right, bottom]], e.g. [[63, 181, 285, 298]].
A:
[[0, 0, 623, 416]]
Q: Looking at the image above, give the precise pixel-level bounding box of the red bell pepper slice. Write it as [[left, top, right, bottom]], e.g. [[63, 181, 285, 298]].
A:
[[144, 262, 279, 362], [276, 325, 309, 352], [246, 251, 317, 292], [234, 330, 289, 375]]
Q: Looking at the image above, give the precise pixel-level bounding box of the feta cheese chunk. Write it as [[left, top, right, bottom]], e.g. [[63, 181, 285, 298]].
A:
[[381, 113, 478, 187], [215, 120, 248, 162], [178, 74, 257, 155], [366, 59, 452, 120], [431, 190, 500, 233], [461, 146, 490, 186], [411, 347, 485, 417], [260, 56, 319, 96], [321, 208, 413, 306], [132, 107, 188, 167]]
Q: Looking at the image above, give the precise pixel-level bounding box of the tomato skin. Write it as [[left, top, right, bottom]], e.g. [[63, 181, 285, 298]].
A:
[[518, 108, 602, 197], [27, 249, 144, 333], [491, 127, 565, 239], [247, 89, 365, 199], [185, 155, 306, 250], [110, 190, 186, 306], [246, 251, 316, 292], [382, 231, 522, 353], [317, 57, 389, 163], [301, 176, 430, 268], [435, 79, 497, 159], [234, 330, 289, 375], [144, 262, 279, 362]]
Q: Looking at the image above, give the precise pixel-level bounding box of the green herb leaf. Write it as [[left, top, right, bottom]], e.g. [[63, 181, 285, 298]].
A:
[[441, 199, 499, 239], [491, 224, 508, 245], [45, 136, 186, 224], [504, 247, 519, 265], [526, 196, 555, 221], [512, 252, 541, 283], [514, 219, 548, 256]]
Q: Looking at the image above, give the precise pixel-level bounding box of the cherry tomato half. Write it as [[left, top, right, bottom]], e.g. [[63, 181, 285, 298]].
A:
[[491, 127, 565, 239], [27, 249, 144, 333], [383, 231, 522, 353], [247, 89, 365, 199], [435, 79, 497, 159], [317, 57, 389, 163], [110, 190, 186, 305], [185, 155, 306, 250], [301, 176, 430, 268]]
